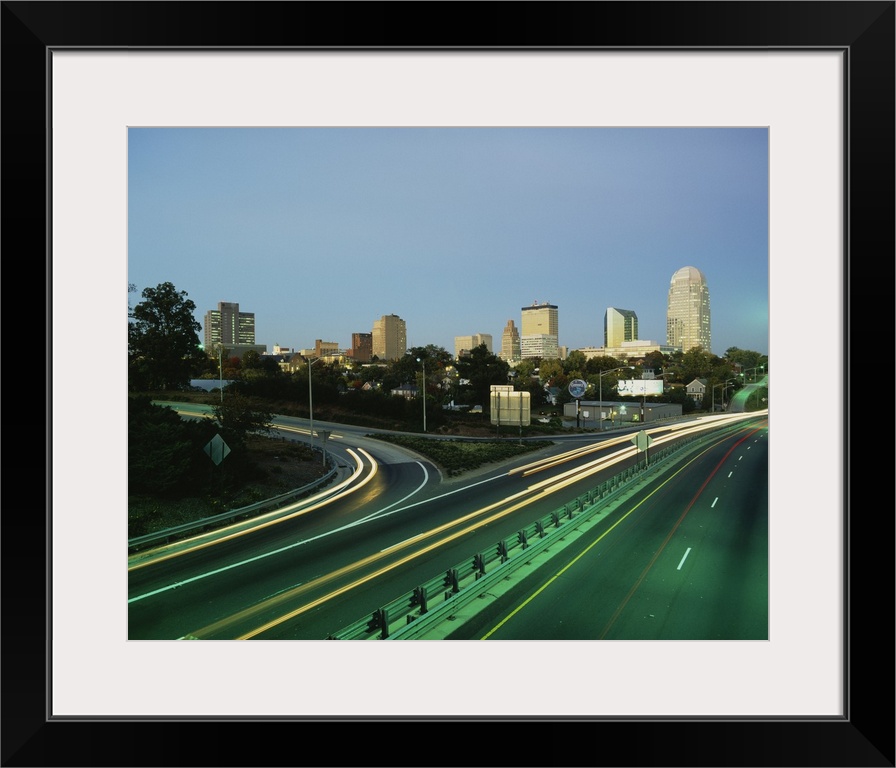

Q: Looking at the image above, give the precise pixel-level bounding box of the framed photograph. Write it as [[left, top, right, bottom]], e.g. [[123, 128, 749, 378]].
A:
[[7, 1, 892, 765]]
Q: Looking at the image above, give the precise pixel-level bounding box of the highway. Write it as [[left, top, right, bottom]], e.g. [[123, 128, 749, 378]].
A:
[[439, 423, 768, 640], [128, 409, 768, 641]]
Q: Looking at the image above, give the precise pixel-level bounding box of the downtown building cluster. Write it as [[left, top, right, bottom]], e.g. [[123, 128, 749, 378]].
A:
[[203, 265, 711, 366], [457, 265, 711, 363]]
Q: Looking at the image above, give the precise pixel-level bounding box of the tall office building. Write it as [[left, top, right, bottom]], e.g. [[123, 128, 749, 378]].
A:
[[314, 340, 341, 359], [666, 266, 711, 353], [604, 308, 638, 348], [372, 314, 407, 361], [454, 333, 493, 359], [204, 302, 256, 349], [520, 301, 559, 359], [500, 319, 521, 362], [349, 332, 373, 363]]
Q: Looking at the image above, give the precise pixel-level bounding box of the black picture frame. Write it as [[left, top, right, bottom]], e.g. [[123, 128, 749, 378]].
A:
[[4, 2, 893, 766]]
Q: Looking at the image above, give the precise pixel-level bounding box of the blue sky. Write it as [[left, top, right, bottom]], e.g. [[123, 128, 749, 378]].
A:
[[128, 127, 768, 357]]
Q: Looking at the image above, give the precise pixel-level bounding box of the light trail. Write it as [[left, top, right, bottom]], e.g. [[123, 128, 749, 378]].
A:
[[168, 414, 767, 638], [129, 460, 438, 604], [273, 423, 346, 440], [128, 447, 377, 571], [196, 422, 766, 639], [511, 411, 766, 478]]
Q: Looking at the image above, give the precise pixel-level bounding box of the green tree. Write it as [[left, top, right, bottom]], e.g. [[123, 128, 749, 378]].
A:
[[223, 355, 243, 380], [583, 355, 624, 376], [212, 392, 274, 450], [678, 347, 716, 384], [360, 364, 386, 386], [562, 350, 587, 380], [129, 282, 205, 391], [665, 385, 696, 414], [513, 359, 539, 379], [537, 358, 564, 383], [504, 359, 549, 408], [415, 344, 453, 369], [240, 349, 285, 382], [656, 364, 679, 384], [129, 396, 212, 496], [667, 349, 684, 372], [387, 353, 421, 390], [258, 355, 283, 377], [309, 360, 346, 404], [724, 348, 768, 378], [643, 350, 667, 371], [454, 344, 510, 412]]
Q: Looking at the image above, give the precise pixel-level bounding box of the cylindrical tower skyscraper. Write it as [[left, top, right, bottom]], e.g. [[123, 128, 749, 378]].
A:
[[666, 266, 711, 353]]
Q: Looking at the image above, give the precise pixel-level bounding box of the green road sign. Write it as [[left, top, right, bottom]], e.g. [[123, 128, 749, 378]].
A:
[[203, 433, 231, 466]]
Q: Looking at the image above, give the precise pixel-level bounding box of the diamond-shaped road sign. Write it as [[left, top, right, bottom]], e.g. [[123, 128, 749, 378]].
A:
[[631, 430, 652, 451], [204, 433, 231, 466]]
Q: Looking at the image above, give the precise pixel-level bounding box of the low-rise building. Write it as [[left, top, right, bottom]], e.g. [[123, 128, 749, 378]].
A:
[[390, 383, 419, 399], [562, 400, 683, 426], [576, 340, 680, 360], [686, 378, 709, 407]]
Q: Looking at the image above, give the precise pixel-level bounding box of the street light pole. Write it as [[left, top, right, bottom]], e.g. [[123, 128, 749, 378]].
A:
[[307, 356, 321, 454], [417, 357, 426, 432], [647, 370, 674, 422], [218, 347, 223, 403], [723, 377, 736, 409], [713, 378, 737, 412], [598, 366, 634, 431], [742, 364, 766, 384]]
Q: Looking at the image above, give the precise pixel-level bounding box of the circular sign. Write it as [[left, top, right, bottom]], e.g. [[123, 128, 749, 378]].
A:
[[568, 378, 587, 399]]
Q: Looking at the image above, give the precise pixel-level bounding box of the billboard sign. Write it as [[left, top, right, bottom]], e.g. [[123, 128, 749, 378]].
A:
[[616, 379, 664, 396], [490, 390, 531, 426]]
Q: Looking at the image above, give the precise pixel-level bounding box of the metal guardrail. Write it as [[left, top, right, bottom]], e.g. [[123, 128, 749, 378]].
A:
[[326, 421, 760, 641], [325, 463, 648, 641], [128, 457, 340, 552]]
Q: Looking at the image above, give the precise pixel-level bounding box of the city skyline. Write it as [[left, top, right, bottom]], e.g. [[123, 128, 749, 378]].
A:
[[128, 128, 769, 357]]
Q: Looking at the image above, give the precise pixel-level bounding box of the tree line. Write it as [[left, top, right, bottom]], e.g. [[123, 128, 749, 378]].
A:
[[129, 281, 767, 414], [128, 281, 768, 496]]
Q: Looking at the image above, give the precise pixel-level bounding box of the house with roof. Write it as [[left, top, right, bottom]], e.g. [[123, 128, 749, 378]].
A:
[[390, 383, 419, 400], [686, 378, 709, 408]]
